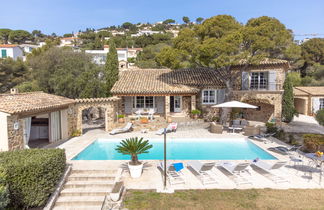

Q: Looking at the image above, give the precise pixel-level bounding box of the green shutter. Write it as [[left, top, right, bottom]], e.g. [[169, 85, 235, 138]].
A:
[[1, 49, 7, 58]]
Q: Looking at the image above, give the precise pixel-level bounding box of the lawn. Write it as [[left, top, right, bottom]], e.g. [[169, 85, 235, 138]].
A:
[[123, 189, 324, 210]]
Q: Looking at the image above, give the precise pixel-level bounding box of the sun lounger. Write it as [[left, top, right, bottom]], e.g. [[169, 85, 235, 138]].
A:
[[267, 145, 302, 155], [187, 160, 217, 185], [110, 122, 133, 135], [251, 160, 288, 183], [157, 162, 185, 185], [219, 162, 252, 185], [249, 133, 275, 143], [156, 123, 177, 135]]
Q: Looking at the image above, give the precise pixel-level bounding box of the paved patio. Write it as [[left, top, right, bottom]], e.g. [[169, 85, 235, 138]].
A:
[[58, 127, 324, 191]]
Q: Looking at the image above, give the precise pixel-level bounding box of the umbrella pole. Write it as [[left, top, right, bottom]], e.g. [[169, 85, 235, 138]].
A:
[[164, 128, 167, 190]]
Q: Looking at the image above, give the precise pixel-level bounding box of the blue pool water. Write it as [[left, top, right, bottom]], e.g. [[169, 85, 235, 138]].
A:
[[72, 138, 276, 160]]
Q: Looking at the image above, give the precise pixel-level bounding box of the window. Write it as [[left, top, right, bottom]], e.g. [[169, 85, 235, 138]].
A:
[[250, 72, 268, 89], [202, 90, 216, 104], [320, 98, 324, 110], [1, 49, 7, 58], [134, 96, 154, 108]]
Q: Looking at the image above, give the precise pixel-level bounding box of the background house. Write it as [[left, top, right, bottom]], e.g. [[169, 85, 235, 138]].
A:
[[0, 44, 24, 60], [294, 86, 324, 115], [60, 37, 81, 47]]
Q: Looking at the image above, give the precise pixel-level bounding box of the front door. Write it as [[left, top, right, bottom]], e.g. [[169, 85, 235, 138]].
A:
[[174, 96, 182, 112]]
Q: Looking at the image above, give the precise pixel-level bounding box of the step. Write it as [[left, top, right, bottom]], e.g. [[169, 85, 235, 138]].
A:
[[71, 169, 117, 174], [53, 205, 102, 210], [68, 174, 115, 181], [55, 195, 105, 206], [60, 188, 111, 196], [64, 181, 114, 189]]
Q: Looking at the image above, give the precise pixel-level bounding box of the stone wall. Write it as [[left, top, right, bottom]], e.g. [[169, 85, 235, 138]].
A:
[[7, 115, 24, 150], [182, 96, 191, 115]]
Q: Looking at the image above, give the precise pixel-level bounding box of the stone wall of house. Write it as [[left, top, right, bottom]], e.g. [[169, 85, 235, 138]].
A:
[[195, 91, 221, 120], [233, 91, 283, 123], [294, 97, 308, 115], [7, 115, 24, 150], [72, 98, 121, 135], [182, 96, 191, 115]]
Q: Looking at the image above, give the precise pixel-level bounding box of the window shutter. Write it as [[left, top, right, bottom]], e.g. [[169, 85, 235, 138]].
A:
[[268, 71, 277, 90], [124, 96, 133, 114], [313, 97, 320, 113], [241, 72, 249, 90], [217, 89, 226, 104]]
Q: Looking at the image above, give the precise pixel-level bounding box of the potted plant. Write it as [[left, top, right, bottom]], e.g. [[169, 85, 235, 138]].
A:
[[118, 114, 125, 123], [191, 109, 201, 119], [115, 137, 153, 178], [130, 117, 136, 124], [140, 117, 148, 124]]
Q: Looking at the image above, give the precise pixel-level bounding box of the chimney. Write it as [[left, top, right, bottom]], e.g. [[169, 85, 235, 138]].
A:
[[10, 88, 19, 94]]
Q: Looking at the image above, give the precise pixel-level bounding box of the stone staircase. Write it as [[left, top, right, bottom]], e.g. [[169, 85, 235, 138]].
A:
[[53, 168, 117, 210]]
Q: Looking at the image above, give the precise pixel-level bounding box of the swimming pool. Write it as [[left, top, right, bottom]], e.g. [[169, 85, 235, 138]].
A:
[[72, 138, 277, 160]]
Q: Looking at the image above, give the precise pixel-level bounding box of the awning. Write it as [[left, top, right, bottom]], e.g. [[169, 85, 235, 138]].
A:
[[212, 101, 258, 109]]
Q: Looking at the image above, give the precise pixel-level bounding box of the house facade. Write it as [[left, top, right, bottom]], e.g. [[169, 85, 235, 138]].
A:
[[294, 86, 324, 115], [0, 44, 24, 60], [60, 37, 81, 47], [111, 60, 289, 122]]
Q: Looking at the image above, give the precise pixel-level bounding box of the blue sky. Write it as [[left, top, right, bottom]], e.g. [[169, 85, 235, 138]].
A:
[[1, 0, 324, 39]]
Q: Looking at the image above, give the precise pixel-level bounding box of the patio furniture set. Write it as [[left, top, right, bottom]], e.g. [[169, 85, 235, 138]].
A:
[[210, 119, 261, 135]]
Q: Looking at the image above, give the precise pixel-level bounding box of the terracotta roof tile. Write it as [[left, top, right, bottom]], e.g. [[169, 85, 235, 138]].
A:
[[294, 86, 324, 96], [111, 68, 225, 95], [0, 44, 18, 48], [0, 92, 75, 114]]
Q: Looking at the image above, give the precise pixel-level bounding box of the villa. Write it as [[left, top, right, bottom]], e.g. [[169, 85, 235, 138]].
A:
[[294, 86, 324, 115], [111, 59, 289, 123], [0, 44, 24, 60]]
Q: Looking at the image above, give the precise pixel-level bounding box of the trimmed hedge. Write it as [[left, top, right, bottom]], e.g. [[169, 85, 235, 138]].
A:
[[0, 149, 66, 208], [303, 134, 324, 152], [0, 170, 9, 209], [316, 109, 324, 126]]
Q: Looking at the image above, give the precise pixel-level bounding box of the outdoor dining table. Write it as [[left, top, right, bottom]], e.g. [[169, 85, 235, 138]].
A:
[[305, 153, 324, 184]]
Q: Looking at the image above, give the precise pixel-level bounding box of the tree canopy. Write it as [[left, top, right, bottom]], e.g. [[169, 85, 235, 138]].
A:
[[182, 16, 190, 24], [105, 40, 119, 96], [0, 29, 12, 44], [8, 30, 33, 44]]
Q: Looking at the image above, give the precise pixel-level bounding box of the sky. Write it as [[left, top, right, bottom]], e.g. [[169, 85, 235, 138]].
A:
[[1, 0, 324, 39]]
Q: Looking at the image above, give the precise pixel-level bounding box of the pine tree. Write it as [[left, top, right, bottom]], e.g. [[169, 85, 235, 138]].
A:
[[105, 40, 119, 96], [282, 76, 295, 122]]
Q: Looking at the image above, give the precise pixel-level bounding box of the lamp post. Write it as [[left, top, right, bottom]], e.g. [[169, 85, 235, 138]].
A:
[[163, 128, 167, 190]]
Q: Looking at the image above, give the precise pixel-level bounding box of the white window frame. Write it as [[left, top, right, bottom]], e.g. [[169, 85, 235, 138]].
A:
[[133, 96, 155, 109], [250, 72, 268, 90], [320, 98, 324, 110], [202, 89, 217, 104]]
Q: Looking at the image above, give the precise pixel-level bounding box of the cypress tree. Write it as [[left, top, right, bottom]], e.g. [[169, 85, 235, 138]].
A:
[[282, 76, 295, 122], [105, 40, 119, 96]]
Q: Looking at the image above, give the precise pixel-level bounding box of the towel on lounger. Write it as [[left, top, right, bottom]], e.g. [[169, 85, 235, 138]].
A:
[[173, 163, 184, 172]]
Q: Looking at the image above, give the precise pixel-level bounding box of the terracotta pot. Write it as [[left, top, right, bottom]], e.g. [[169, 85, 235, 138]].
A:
[[118, 118, 125, 123], [193, 114, 198, 119], [140, 118, 148, 124], [167, 117, 172, 123]]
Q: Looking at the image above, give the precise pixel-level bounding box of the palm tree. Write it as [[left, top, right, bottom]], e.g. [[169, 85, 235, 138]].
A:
[[115, 137, 153, 165]]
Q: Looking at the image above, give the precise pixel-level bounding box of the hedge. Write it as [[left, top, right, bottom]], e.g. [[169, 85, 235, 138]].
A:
[[316, 109, 324, 126], [303, 134, 324, 152], [0, 149, 66, 208], [0, 170, 9, 209]]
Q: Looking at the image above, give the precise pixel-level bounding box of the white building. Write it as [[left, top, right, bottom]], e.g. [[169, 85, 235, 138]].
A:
[[131, 30, 162, 37], [0, 44, 24, 60], [85, 45, 142, 69], [60, 37, 81, 47], [19, 44, 40, 54]]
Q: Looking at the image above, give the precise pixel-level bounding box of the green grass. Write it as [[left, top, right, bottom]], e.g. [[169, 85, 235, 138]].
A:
[[124, 189, 324, 210]]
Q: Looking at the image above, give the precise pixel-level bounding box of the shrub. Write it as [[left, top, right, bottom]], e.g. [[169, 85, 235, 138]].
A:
[[191, 110, 201, 115], [303, 134, 324, 152], [0, 149, 66, 208], [316, 109, 324, 126], [71, 129, 81, 137], [0, 170, 9, 209], [282, 76, 295, 123], [266, 122, 278, 134], [117, 114, 125, 119]]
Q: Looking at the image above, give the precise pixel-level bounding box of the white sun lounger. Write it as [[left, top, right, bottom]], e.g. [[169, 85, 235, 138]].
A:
[[109, 122, 133, 135], [252, 161, 288, 183], [187, 160, 217, 185], [156, 123, 177, 135], [219, 162, 252, 185], [158, 162, 185, 185]]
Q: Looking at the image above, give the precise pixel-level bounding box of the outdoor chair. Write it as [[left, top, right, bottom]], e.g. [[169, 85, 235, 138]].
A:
[[219, 162, 252, 185], [109, 122, 133, 135], [148, 108, 155, 121], [251, 160, 288, 183], [249, 133, 275, 144], [210, 122, 223, 134], [134, 110, 142, 120], [157, 162, 185, 185], [243, 125, 261, 136], [187, 160, 218, 185], [156, 123, 177, 135]]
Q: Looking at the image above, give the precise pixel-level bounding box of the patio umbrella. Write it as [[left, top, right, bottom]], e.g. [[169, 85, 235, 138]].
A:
[[212, 100, 258, 109]]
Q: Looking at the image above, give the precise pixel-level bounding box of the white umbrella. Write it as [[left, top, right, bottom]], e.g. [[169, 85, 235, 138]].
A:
[[212, 100, 258, 109]]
